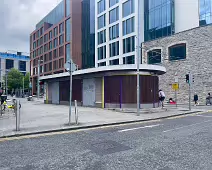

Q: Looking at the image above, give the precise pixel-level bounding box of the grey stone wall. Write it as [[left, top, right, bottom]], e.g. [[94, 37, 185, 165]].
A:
[[142, 25, 212, 104]]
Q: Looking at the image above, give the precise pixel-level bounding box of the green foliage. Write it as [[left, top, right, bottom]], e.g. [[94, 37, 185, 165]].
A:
[[6, 68, 23, 91], [24, 72, 30, 89]]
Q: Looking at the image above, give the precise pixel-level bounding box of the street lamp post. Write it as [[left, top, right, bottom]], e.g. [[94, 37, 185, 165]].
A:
[[5, 71, 8, 95], [136, 43, 140, 116]]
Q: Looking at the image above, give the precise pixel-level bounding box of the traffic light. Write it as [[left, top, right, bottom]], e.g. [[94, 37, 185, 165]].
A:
[[186, 74, 189, 83], [192, 76, 194, 83]]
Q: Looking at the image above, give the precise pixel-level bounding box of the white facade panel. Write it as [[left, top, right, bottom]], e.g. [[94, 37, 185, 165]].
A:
[[175, 0, 199, 33]]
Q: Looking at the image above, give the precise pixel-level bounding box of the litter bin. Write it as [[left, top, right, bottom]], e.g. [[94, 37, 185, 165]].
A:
[[1, 95, 7, 105]]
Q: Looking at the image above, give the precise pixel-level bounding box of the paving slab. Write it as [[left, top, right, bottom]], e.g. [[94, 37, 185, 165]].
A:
[[0, 97, 210, 138]]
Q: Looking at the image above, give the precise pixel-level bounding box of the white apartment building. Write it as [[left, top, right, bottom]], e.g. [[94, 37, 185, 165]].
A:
[[0, 52, 30, 83], [95, 0, 212, 103]]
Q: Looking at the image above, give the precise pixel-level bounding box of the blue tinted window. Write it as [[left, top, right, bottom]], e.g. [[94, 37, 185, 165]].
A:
[[109, 7, 119, 24], [98, 30, 106, 45], [54, 27, 58, 37], [110, 0, 119, 7], [98, 46, 106, 60], [66, 18, 71, 42], [123, 55, 135, 64], [144, 0, 174, 41], [109, 59, 119, 65], [36, 0, 65, 29], [98, 14, 106, 29], [123, 36, 135, 54], [59, 34, 64, 45], [199, 0, 212, 26], [59, 23, 64, 33], [66, 0, 71, 16], [66, 44, 70, 61], [109, 41, 119, 57], [123, 0, 134, 17], [49, 31, 52, 39], [49, 41, 52, 50], [123, 17, 134, 35], [19, 61, 26, 71], [109, 24, 119, 40], [54, 38, 58, 48], [98, 0, 105, 14]]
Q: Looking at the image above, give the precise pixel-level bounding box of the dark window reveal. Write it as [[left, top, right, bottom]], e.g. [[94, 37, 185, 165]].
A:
[[6, 59, 14, 69], [19, 61, 26, 71], [148, 49, 161, 64], [169, 43, 186, 61]]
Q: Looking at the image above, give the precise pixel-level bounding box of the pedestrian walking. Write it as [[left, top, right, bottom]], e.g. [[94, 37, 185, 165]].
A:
[[194, 92, 198, 106], [159, 89, 165, 108]]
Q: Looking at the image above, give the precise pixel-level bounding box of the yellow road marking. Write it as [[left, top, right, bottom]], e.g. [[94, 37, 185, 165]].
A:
[[0, 119, 161, 143], [1, 110, 212, 143]]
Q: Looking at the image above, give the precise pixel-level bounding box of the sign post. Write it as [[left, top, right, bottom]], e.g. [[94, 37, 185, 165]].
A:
[[65, 60, 77, 126], [172, 83, 179, 108]]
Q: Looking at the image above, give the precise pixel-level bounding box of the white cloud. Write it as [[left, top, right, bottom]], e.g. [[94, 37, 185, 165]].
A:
[[0, 0, 61, 54]]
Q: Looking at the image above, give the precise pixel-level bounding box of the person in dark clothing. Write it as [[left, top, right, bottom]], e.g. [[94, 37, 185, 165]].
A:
[[194, 93, 198, 106]]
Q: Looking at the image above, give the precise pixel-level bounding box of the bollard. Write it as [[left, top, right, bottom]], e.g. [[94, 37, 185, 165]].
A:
[[74, 100, 78, 125], [16, 100, 21, 131]]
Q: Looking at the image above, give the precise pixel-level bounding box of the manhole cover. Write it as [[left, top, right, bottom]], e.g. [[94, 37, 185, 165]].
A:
[[89, 140, 131, 156]]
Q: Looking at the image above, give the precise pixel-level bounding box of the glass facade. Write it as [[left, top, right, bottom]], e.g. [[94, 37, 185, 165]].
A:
[[98, 0, 105, 14], [199, 0, 212, 26], [66, 18, 71, 42], [144, 0, 174, 41], [109, 41, 119, 57], [36, 0, 65, 29], [147, 49, 161, 64], [54, 27, 58, 37], [123, 17, 134, 35], [53, 38, 58, 48], [59, 23, 64, 33], [123, 55, 135, 64], [109, 59, 119, 65], [59, 34, 64, 45], [66, 0, 71, 16], [98, 30, 106, 45], [110, 0, 119, 7], [123, 0, 134, 17], [123, 36, 135, 54], [98, 46, 106, 60], [109, 24, 119, 40], [66, 44, 70, 61], [98, 14, 106, 29], [98, 62, 106, 66], [109, 7, 119, 24], [82, 0, 95, 69]]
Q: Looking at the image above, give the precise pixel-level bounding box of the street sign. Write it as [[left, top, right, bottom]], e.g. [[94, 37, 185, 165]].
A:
[[64, 59, 77, 72], [172, 83, 179, 90]]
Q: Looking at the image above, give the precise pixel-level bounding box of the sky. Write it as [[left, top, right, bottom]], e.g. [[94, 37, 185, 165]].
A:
[[0, 0, 61, 54]]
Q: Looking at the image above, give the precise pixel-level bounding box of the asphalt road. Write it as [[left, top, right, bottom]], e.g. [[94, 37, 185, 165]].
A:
[[1, 112, 212, 170]]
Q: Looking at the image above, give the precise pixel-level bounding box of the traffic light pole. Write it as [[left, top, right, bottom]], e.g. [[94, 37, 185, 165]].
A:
[[189, 82, 191, 111]]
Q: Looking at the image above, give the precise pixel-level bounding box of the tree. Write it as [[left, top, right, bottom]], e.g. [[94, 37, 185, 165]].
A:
[[24, 72, 30, 90], [6, 68, 24, 91]]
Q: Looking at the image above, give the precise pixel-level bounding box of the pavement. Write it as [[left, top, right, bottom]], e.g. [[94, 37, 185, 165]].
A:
[[1, 111, 212, 169], [0, 97, 212, 138]]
